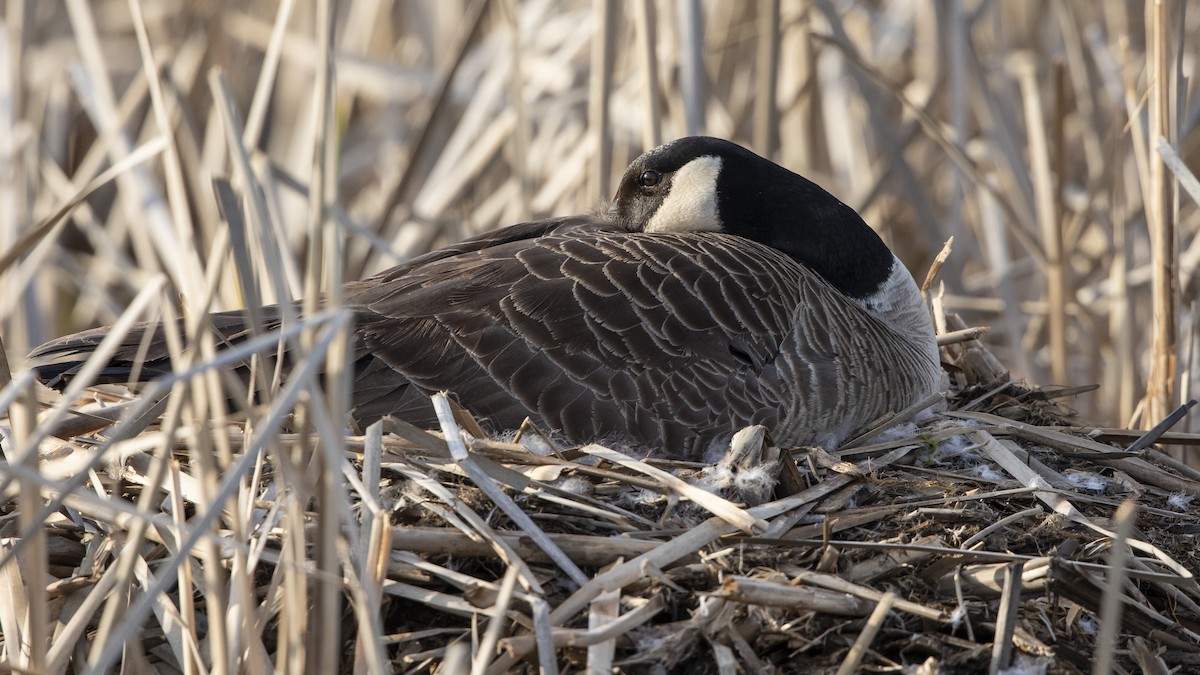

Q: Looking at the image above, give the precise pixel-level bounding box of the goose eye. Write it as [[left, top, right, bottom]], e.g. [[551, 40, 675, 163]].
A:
[[639, 170, 661, 188]]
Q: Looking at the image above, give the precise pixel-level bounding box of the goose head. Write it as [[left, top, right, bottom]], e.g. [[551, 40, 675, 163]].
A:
[[611, 136, 899, 304]]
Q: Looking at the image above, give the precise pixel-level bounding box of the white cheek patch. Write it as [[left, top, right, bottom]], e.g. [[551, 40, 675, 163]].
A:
[[645, 155, 723, 233]]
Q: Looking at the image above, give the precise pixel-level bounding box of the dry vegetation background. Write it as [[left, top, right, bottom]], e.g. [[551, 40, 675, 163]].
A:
[[3, 0, 1200, 673]]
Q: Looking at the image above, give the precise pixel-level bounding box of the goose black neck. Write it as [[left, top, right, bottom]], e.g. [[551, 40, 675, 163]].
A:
[[717, 156, 895, 300]]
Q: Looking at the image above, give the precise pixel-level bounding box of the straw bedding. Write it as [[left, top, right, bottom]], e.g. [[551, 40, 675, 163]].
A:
[[9, 324, 1200, 674]]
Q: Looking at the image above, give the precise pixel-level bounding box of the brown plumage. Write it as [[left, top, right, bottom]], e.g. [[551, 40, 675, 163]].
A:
[[30, 137, 943, 459]]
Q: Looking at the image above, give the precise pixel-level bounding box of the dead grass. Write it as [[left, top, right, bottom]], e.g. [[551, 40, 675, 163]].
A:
[[2, 1, 1200, 672]]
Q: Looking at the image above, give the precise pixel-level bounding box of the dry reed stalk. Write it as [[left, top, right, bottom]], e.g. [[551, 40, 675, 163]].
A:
[[106, 314, 351, 674], [367, 0, 489, 278], [433, 394, 589, 587], [354, 422, 388, 675], [753, 0, 780, 156], [243, 0, 295, 150], [497, 594, 664, 656], [485, 467, 862, 671], [978, 176, 1033, 379], [577, 443, 766, 534], [920, 236, 954, 297], [0, 11, 31, 359], [778, 0, 813, 169], [311, 3, 348, 672], [1159, 138, 1200, 292], [1016, 56, 1067, 386], [1110, 173, 1137, 425], [472, 564, 520, 673], [938, 557, 1051, 597], [936, 326, 991, 346], [945, 0, 967, 267], [67, 0, 207, 301], [499, 0, 532, 220], [10, 397, 45, 673], [390, 461, 545, 596], [834, 591, 895, 675], [961, 409, 1200, 499], [0, 138, 168, 277], [633, 0, 662, 148], [1146, 0, 1179, 426], [128, 0, 194, 289], [588, 0, 616, 200], [989, 562, 1024, 674], [1093, 500, 1138, 675], [585, 586, 620, 673], [675, 0, 705, 135]]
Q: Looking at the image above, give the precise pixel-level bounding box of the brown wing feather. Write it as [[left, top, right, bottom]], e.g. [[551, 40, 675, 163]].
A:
[[341, 227, 809, 456], [29, 218, 598, 393]]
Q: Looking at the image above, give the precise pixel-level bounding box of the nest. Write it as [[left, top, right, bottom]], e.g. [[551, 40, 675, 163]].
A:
[[5, 325, 1200, 675]]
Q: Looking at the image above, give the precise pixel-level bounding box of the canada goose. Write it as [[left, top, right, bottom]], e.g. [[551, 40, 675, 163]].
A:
[[30, 137, 943, 460]]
